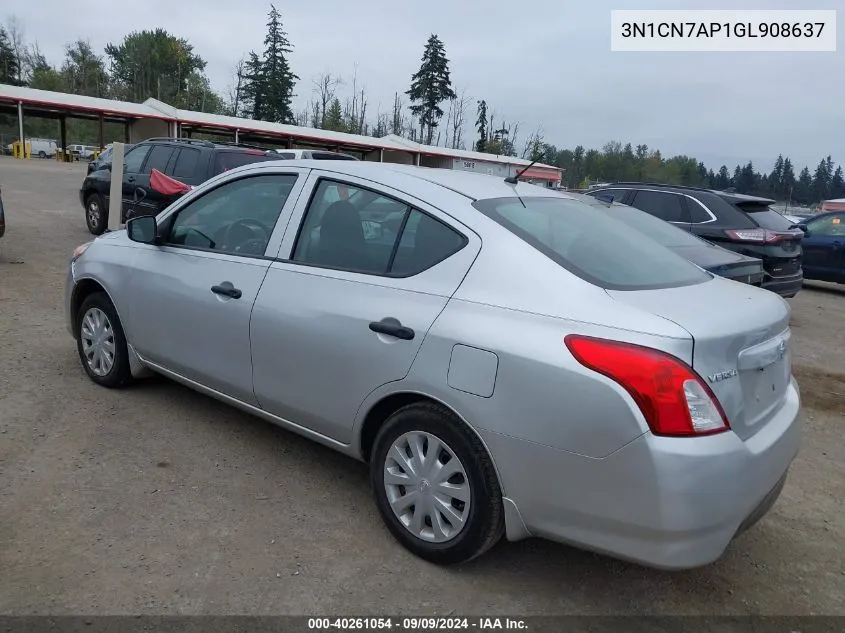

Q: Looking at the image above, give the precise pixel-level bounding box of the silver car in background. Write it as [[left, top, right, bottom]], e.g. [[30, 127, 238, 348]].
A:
[[65, 161, 801, 569]]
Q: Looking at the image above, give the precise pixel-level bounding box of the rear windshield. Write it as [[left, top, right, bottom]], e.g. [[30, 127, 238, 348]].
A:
[[473, 196, 711, 291], [213, 150, 276, 175], [734, 203, 796, 230]]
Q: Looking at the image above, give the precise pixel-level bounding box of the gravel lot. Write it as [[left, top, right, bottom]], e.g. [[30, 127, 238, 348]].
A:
[[0, 157, 843, 616]]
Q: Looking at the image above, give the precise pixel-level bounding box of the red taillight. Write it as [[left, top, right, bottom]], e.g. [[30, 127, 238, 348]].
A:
[[564, 335, 730, 437], [725, 228, 801, 244]]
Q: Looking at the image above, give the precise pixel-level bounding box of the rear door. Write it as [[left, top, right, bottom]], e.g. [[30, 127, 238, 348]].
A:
[[250, 172, 480, 443], [629, 190, 691, 231]]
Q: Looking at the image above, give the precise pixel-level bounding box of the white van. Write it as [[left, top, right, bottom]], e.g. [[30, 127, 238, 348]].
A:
[[27, 138, 59, 158]]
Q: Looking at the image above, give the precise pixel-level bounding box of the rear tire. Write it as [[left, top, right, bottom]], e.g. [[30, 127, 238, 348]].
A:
[[370, 402, 504, 565], [75, 292, 131, 388], [38, 150, 47, 159], [85, 193, 107, 235]]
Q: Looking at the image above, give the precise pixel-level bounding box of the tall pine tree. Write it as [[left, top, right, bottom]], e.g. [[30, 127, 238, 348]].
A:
[[407, 34, 456, 145], [243, 5, 299, 123], [831, 166, 845, 199], [0, 26, 19, 85], [475, 99, 488, 152]]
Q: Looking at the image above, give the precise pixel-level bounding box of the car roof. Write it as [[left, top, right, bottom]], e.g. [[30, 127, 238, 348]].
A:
[[593, 182, 777, 205], [255, 160, 565, 202]]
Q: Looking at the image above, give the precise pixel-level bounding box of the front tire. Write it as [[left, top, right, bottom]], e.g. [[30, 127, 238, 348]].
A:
[[370, 402, 504, 564], [85, 193, 107, 235], [76, 292, 131, 388]]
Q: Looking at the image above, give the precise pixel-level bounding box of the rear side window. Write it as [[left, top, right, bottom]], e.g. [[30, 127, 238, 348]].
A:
[[212, 150, 275, 175], [292, 179, 466, 276], [685, 199, 713, 223], [172, 148, 201, 179], [275, 152, 296, 159], [630, 190, 687, 223], [473, 196, 711, 291], [311, 151, 357, 161], [142, 145, 175, 174]]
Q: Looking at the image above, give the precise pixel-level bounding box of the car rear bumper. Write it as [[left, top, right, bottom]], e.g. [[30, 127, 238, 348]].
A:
[[762, 271, 803, 297], [482, 378, 802, 569]]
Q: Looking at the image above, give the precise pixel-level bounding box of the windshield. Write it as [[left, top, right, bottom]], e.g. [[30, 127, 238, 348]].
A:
[[473, 196, 711, 291]]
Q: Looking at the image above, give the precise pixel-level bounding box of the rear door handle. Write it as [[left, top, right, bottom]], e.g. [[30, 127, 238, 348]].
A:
[[211, 282, 242, 299], [369, 318, 415, 340]]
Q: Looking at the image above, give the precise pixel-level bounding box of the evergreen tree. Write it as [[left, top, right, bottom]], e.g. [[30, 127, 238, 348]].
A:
[[241, 51, 265, 119], [0, 26, 19, 85], [258, 4, 299, 123], [812, 157, 832, 203], [770, 154, 784, 199], [782, 158, 796, 201], [323, 98, 345, 132], [407, 34, 456, 145], [795, 167, 813, 204], [715, 165, 730, 190], [475, 99, 488, 152], [831, 166, 845, 199]]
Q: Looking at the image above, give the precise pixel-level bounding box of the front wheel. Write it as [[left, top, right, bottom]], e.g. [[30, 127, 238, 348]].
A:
[[85, 193, 107, 235], [370, 403, 504, 564], [75, 292, 131, 388]]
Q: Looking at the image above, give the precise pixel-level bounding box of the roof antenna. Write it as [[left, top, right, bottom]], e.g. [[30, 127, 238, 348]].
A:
[[505, 159, 538, 185]]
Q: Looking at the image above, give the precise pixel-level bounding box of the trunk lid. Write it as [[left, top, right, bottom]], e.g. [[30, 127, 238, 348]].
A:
[[606, 277, 792, 440]]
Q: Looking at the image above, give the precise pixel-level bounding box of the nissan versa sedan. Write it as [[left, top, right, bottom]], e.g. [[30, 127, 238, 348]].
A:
[[65, 161, 802, 569]]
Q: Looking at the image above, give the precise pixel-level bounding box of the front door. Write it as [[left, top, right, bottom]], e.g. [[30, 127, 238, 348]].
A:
[[125, 171, 306, 404], [119, 144, 152, 222], [250, 173, 480, 443], [802, 213, 845, 281]]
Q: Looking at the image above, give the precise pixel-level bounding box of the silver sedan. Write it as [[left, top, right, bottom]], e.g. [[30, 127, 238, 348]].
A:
[[65, 160, 801, 568]]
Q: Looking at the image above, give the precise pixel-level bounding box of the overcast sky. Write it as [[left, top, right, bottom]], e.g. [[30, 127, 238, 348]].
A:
[[7, 0, 843, 171]]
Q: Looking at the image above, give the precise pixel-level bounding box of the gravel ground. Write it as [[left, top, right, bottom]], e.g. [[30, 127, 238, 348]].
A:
[[0, 157, 843, 615]]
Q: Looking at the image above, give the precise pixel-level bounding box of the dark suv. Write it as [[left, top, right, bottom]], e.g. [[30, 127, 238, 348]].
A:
[[79, 138, 279, 235], [585, 183, 804, 297]]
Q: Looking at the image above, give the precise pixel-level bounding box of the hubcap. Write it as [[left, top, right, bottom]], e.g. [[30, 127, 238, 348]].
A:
[[80, 307, 115, 377], [87, 200, 100, 227], [383, 431, 471, 543]]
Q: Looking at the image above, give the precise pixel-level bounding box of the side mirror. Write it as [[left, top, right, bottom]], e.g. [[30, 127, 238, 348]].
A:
[[126, 215, 158, 244]]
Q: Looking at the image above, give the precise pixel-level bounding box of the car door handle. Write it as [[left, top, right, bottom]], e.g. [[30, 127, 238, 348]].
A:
[[127, 176, 136, 183], [369, 318, 415, 340], [211, 283, 242, 299]]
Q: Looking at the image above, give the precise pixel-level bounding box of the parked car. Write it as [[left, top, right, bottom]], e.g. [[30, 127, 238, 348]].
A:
[[585, 196, 765, 286], [79, 138, 279, 235], [86, 144, 123, 175], [273, 148, 359, 160], [793, 211, 845, 283], [66, 162, 801, 569], [67, 144, 97, 161], [585, 184, 804, 297]]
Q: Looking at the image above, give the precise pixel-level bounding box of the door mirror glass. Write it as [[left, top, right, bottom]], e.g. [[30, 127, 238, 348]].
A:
[[127, 215, 158, 244]]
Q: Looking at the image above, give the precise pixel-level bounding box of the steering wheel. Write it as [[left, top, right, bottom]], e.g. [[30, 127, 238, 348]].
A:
[[223, 218, 272, 254]]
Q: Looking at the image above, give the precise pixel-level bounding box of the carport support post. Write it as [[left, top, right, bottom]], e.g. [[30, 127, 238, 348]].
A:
[[17, 101, 24, 152], [379, 149, 384, 162], [414, 153, 420, 166], [234, 129, 239, 144], [107, 142, 125, 232], [98, 113, 104, 150], [124, 122, 130, 143], [59, 116, 67, 160]]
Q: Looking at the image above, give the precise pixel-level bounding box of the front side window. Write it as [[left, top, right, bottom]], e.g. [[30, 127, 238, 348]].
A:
[[292, 179, 466, 275], [142, 145, 175, 174], [473, 196, 711, 291], [165, 174, 298, 257], [123, 145, 151, 174]]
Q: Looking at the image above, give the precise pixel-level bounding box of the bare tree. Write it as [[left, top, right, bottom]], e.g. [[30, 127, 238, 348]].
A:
[[390, 92, 405, 136], [522, 126, 545, 160], [309, 99, 320, 128], [442, 99, 453, 148], [225, 56, 246, 117], [373, 111, 390, 138], [6, 16, 26, 84], [312, 71, 341, 128], [450, 89, 470, 149]]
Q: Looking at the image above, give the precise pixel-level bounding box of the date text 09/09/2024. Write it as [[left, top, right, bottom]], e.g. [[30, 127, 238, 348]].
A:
[[307, 617, 528, 630], [620, 21, 826, 39]]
